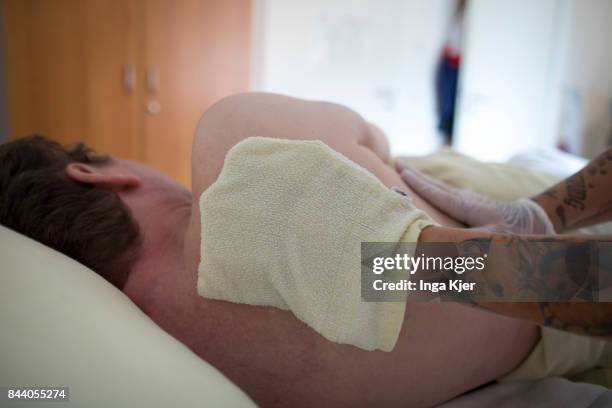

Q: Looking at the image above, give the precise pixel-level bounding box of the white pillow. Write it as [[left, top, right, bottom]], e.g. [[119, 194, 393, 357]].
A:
[[0, 225, 256, 408]]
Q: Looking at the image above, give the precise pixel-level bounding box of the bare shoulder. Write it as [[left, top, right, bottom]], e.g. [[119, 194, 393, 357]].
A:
[[184, 92, 373, 269], [189, 92, 372, 198], [183, 92, 454, 272]]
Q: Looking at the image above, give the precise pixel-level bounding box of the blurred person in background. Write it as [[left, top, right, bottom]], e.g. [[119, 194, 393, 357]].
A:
[[435, 0, 466, 145]]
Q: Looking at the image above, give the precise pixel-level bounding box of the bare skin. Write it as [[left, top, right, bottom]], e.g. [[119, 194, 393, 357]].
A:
[[418, 227, 612, 336], [414, 147, 612, 338], [69, 93, 538, 407]]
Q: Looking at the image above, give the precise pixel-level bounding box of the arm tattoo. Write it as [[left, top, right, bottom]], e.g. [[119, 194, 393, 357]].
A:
[[439, 235, 612, 336], [534, 147, 612, 232], [563, 174, 586, 210]]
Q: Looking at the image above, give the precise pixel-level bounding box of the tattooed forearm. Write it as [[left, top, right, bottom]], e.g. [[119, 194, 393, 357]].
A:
[[418, 226, 612, 338], [563, 173, 586, 210], [452, 234, 611, 301], [533, 147, 612, 233]]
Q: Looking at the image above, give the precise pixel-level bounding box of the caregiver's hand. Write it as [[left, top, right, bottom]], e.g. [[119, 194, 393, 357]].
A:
[[396, 163, 555, 234]]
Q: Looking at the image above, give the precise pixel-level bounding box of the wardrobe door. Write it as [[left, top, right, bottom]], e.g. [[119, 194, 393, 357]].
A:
[[3, 0, 144, 160], [142, 0, 251, 186]]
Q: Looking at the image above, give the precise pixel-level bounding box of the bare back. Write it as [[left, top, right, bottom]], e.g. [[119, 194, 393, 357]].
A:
[[174, 93, 538, 407]]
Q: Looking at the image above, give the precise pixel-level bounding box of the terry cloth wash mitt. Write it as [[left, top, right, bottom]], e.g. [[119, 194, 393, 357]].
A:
[[198, 137, 435, 351]]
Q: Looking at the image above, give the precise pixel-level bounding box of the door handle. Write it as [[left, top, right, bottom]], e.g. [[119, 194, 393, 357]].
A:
[[146, 65, 160, 95], [122, 64, 135, 94]]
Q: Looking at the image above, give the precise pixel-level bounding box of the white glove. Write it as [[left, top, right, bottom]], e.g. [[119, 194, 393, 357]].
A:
[[397, 163, 556, 234]]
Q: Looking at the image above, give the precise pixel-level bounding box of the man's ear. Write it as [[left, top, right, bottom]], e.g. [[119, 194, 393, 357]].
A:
[[65, 163, 141, 189]]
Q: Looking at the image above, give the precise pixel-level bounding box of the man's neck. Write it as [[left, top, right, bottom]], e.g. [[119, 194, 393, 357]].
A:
[[121, 186, 192, 313]]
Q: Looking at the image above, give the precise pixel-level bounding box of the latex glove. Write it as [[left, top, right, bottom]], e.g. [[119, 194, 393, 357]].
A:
[[396, 163, 556, 234]]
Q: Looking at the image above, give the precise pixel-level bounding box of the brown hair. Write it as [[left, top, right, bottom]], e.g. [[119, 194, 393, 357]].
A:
[[0, 135, 141, 288]]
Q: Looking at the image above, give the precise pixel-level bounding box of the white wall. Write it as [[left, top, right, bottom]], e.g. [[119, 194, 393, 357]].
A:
[[254, 0, 612, 161], [453, 0, 566, 162], [454, 0, 612, 161], [557, 0, 612, 157], [253, 0, 455, 156]]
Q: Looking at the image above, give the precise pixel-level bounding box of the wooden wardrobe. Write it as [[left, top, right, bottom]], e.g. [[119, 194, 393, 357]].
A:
[[3, 0, 251, 186]]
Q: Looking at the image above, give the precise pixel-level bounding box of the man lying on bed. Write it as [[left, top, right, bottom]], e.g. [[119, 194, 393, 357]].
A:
[[0, 92, 555, 407]]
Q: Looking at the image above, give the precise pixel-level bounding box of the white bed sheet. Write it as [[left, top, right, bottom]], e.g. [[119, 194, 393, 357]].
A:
[[440, 377, 612, 408]]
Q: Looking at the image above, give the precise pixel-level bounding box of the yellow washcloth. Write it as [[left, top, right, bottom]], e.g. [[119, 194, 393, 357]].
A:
[[198, 137, 434, 351]]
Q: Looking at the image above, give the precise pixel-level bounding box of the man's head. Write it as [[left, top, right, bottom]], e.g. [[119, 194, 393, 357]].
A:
[[0, 135, 142, 288]]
